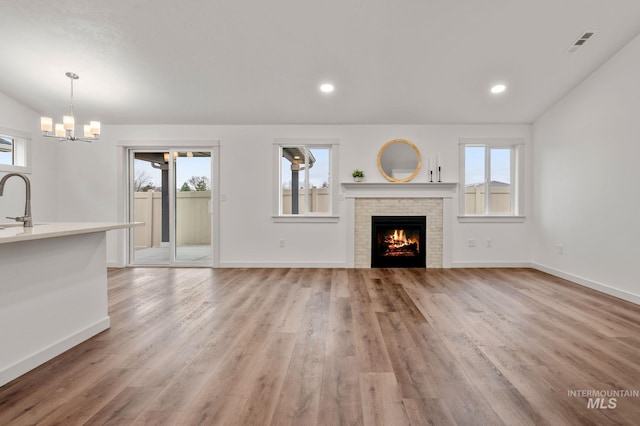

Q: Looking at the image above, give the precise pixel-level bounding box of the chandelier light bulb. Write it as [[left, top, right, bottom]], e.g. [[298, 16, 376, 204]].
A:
[[40, 117, 53, 132], [63, 115, 75, 131], [54, 123, 65, 137], [90, 121, 101, 136]]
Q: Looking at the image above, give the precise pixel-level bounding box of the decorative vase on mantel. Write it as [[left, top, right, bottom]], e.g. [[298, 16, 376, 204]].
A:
[[352, 169, 365, 182]]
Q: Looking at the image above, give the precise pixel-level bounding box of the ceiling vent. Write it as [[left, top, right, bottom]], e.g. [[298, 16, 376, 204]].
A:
[[564, 31, 597, 55]]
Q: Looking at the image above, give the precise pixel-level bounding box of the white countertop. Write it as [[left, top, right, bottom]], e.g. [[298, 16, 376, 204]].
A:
[[0, 222, 143, 244]]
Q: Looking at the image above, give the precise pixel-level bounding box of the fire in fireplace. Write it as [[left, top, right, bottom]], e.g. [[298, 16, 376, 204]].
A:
[[379, 229, 420, 256], [371, 216, 426, 268]]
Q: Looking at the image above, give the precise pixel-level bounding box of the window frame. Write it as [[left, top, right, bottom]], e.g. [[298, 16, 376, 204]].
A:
[[458, 138, 524, 222], [0, 135, 15, 166], [272, 138, 339, 222], [0, 126, 31, 174]]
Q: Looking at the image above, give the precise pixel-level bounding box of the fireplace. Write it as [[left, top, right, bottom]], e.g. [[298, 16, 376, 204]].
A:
[[343, 185, 453, 268], [371, 216, 426, 268]]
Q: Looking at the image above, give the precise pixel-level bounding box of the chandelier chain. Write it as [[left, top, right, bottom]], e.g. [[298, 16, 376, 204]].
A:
[[69, 76, 75, 118]]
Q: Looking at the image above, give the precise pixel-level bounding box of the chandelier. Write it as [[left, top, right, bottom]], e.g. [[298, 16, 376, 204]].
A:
[[40, 72, 100, 142]]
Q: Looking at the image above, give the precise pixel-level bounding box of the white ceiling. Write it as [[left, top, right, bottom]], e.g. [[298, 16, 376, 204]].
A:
[[1, 0, 639, 125]]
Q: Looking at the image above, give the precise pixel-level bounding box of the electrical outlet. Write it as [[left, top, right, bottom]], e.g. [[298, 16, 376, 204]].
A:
[[280, 239, 285, 248], [468, 239, 476, 248], [558, 244, 563, 255], [487, 239, 492, 248]]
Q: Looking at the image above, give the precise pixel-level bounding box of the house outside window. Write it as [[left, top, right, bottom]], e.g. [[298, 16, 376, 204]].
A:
[[273, 139, 339, 222], [459, 139, 524, 220]]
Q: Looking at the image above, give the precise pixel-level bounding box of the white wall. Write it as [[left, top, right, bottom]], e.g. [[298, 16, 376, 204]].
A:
[[533, 34, 640, 304], [54, 123, 532, 266], [0, 92, 57, 224]]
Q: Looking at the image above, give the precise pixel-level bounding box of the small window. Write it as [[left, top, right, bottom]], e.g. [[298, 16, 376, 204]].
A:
[[0, 135, 14, 166], [0, 127, 30, 173], [274, 139, 339, 220], [460, 139, 524, 218]]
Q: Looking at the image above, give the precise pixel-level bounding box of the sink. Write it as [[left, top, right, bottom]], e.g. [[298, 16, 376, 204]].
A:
[[0, 223, 45, 229], [0, 224, 20, 229]]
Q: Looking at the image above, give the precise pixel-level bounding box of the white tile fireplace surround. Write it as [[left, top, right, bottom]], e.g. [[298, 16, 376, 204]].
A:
[[342, 182, 456, 268]]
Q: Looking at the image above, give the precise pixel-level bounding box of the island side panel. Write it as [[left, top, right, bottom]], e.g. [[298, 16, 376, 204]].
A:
[[0, 232, 110, 386]]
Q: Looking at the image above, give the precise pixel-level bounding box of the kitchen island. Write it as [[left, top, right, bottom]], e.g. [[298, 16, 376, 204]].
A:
[[0, 222, 140, 386]]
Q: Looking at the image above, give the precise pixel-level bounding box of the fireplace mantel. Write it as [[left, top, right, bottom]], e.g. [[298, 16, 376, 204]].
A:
[[341, 182, 457, 198]]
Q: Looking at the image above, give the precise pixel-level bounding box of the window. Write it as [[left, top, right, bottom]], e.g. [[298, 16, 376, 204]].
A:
[[0, 135, 14, 166], [0, 127, 30, 173], [459, 139, 524, 219], [274, 139, 339, 221]]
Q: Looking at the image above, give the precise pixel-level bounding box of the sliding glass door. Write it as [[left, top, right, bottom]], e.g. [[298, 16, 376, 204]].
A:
[[173, 151, 213, 262], [129, 149, 213, 266]]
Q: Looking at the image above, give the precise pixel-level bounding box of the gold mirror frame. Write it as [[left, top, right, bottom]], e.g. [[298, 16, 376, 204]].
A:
[[377, 138, 422, 182]]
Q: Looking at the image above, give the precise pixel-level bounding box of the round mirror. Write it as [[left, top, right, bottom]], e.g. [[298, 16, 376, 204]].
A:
[[377, 138, 422, 182]]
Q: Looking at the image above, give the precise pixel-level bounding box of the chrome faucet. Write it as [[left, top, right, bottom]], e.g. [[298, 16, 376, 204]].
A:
[[0, 173, 33, 228]]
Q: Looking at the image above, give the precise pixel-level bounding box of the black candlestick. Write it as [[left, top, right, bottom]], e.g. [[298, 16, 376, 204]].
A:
[[429, 170, 433, 182], [438, 166, 441, 183]]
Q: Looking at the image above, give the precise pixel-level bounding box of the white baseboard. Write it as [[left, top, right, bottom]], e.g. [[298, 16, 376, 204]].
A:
[[0, 317, 110, 387], [451, 261, 532, 268], [531, 263, 640, 305], [218, 261, 348, 268]]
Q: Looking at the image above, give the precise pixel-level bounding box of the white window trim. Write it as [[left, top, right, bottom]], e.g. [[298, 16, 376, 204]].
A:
[[0, 126, 32, 174], [458, 138, 524, 222], [457, 215, 526, 223], [272, 138, 339, 223]]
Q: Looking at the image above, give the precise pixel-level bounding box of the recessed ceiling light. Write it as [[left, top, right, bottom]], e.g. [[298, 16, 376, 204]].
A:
[[491, 84, 507, 94], [320, 83, 335, 93]]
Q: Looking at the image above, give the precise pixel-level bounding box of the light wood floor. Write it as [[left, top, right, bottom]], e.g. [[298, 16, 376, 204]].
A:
[[1, 268, 640, 425]]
